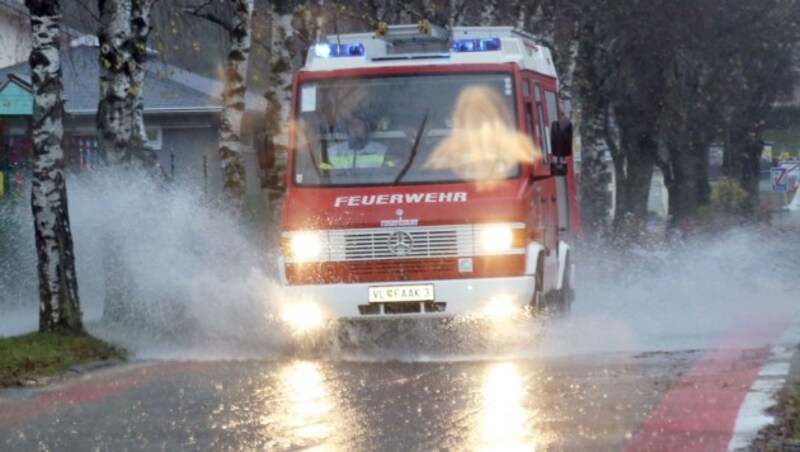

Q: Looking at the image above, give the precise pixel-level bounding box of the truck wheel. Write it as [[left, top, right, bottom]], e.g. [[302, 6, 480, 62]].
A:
[[555, 257, 574, 315], [529, 261, 545, 314]]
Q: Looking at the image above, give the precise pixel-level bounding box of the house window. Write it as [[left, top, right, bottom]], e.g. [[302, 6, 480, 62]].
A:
[[145, 127, 162, 150], [1, 135, 31, 171], [68, 135, 101, 171], [1, 135, 31, 195]]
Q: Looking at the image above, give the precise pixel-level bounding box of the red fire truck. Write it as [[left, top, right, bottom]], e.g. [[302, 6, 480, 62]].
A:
[[275, 24, 580, 332]]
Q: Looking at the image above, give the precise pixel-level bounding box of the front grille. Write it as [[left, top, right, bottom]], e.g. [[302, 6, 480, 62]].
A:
[[329, 225, 472, 261], [342, 230, 458, 259]]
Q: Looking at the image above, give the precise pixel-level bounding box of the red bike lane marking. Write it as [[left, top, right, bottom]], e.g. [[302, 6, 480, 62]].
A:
[[626, 324, 785, 452], [0, 361, 205, 428]]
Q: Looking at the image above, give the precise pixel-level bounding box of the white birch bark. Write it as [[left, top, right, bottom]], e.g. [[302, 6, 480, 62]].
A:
[[398, 1, 414, 23], [268, 12, 293, 152], [97, 0, 134, 165], [370, 1, 388, 23], [218, 0, 254, 208], [420, 0, 438, 22], [314, 0, 325, 41], [25, 0, 83, 333], [130, 0, 158, 168], [559, 37, 580, 117], [479, 0, 497, 26], [514, 0, 528, 30], [448, 0, 466, 29], [578, 112, 613, 238]]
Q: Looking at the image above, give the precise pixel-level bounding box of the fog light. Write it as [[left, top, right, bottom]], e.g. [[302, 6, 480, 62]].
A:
[[483, 295, 517, 320], [281, 302, 324, 332]]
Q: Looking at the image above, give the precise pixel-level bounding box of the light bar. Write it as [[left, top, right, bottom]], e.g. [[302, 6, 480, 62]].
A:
[[313, 42, 366, 58], [451, 38, 502, 53]]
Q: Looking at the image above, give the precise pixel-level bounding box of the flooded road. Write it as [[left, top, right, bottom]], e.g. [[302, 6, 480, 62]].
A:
[[2, 176, 798, 450], [1, 311, 796, 452], [0, 349, 708, 450]]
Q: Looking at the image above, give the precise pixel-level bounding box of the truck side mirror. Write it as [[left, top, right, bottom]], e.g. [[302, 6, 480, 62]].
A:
[[550, 118, 573, 158]]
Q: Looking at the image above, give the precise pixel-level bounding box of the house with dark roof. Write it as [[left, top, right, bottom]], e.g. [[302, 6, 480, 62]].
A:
[[0, 40, 267, 198], [0, 0, 32, 68]]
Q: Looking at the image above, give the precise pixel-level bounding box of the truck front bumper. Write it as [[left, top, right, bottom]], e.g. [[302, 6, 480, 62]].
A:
[[275, 276, 536, 331]]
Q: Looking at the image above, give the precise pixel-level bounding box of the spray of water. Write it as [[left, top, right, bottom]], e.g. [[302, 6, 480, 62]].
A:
[[327, 226, 800, 362], [0, 192, 39, 335], [1, 170, 798, 361], [0, 170, 290, 358], [540, 227, 800, 357]]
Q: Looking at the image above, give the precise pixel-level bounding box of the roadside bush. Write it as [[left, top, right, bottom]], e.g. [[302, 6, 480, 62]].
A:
[[710, 177, 750, 215], [696, 177, 770, 232]]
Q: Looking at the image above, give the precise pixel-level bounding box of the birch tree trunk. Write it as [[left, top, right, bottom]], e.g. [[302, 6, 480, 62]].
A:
[[314, 0, 325, 42], [130, 0, 158, 169], [25, 0, 83, 334], [97, 0, 134, 165], [218, 0, 254, 208], [183, 0, 255, 207], [263, 10, 295, 217], [507, 0, 528, 29], [97, 0, 159, 322], [479, 0, 497, 26], [447, 0, 466, 29], [268, 11, 293, 152], [578, 114, 612, 239]]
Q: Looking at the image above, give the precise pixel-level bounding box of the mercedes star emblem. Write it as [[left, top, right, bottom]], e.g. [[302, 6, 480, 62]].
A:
[[387, 231, 414, 256]]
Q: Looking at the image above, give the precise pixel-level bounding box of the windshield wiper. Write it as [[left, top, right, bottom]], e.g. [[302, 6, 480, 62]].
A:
[[393, 109, 430, 184]]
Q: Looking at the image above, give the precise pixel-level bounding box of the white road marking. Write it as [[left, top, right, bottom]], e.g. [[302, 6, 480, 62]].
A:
[[728, 327, 798, 451], [758, 362, 791, 378]]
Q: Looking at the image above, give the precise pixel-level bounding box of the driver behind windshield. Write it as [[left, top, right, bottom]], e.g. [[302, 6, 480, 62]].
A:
[[323, 114, 388, 169]]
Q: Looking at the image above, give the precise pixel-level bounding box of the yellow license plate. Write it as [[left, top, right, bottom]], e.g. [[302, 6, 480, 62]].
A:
[[368, 284, 435, 303]]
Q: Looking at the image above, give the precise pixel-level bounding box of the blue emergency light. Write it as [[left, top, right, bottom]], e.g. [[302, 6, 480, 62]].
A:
[[451, 38, 502, 53], [313, 42, 366, 58]]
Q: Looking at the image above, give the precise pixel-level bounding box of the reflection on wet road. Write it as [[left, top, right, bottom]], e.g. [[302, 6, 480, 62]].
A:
[[0, 350, 702, 451], [2, 227, 797, 450]]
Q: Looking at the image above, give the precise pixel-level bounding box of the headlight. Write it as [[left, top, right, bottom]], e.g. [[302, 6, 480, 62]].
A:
[[281, 301, 324, 332], [481, 225, 514, 251], [285, 232, 324, 262], [483, 295, 518, 320]]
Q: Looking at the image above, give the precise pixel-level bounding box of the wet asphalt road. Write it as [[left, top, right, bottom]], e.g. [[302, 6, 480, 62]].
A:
[[0, 346, 755, 451], [3, 219, 800, 451]]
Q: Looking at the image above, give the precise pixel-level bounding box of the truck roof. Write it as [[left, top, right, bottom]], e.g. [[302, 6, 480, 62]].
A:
[[301, 24, 557, 79]]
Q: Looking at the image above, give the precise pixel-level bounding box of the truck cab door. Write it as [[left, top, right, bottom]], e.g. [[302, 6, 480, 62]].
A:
[[522, 78, 559, 289]]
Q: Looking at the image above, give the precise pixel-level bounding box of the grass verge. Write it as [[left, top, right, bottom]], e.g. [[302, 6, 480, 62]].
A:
[[752, 382, 800, 450], [787, 383, 800, 440], [0, 332, 126, 387]]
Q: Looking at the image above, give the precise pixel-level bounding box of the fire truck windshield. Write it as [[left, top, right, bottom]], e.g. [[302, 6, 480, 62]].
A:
[[292, 72, 528, 186]]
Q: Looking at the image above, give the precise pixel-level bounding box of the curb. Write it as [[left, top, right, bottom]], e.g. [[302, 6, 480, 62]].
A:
[[729, 326, 800, 450]]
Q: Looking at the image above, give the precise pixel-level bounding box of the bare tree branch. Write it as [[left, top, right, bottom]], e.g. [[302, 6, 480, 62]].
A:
[[72, 0, 102, 23], [184, 8, 234, 34]]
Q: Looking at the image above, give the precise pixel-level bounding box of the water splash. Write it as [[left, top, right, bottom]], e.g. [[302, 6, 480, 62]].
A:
[[540, 227, 800, 357], [0, 169, 290, 357], [2, 171, 798, 361], [318, 225, 800, 362], [0, 192, 38, 335]]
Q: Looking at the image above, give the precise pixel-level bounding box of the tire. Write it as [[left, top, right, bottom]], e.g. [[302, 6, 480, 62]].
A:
[[529, 256, 546, 314], [555, 257, 574, 315]]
